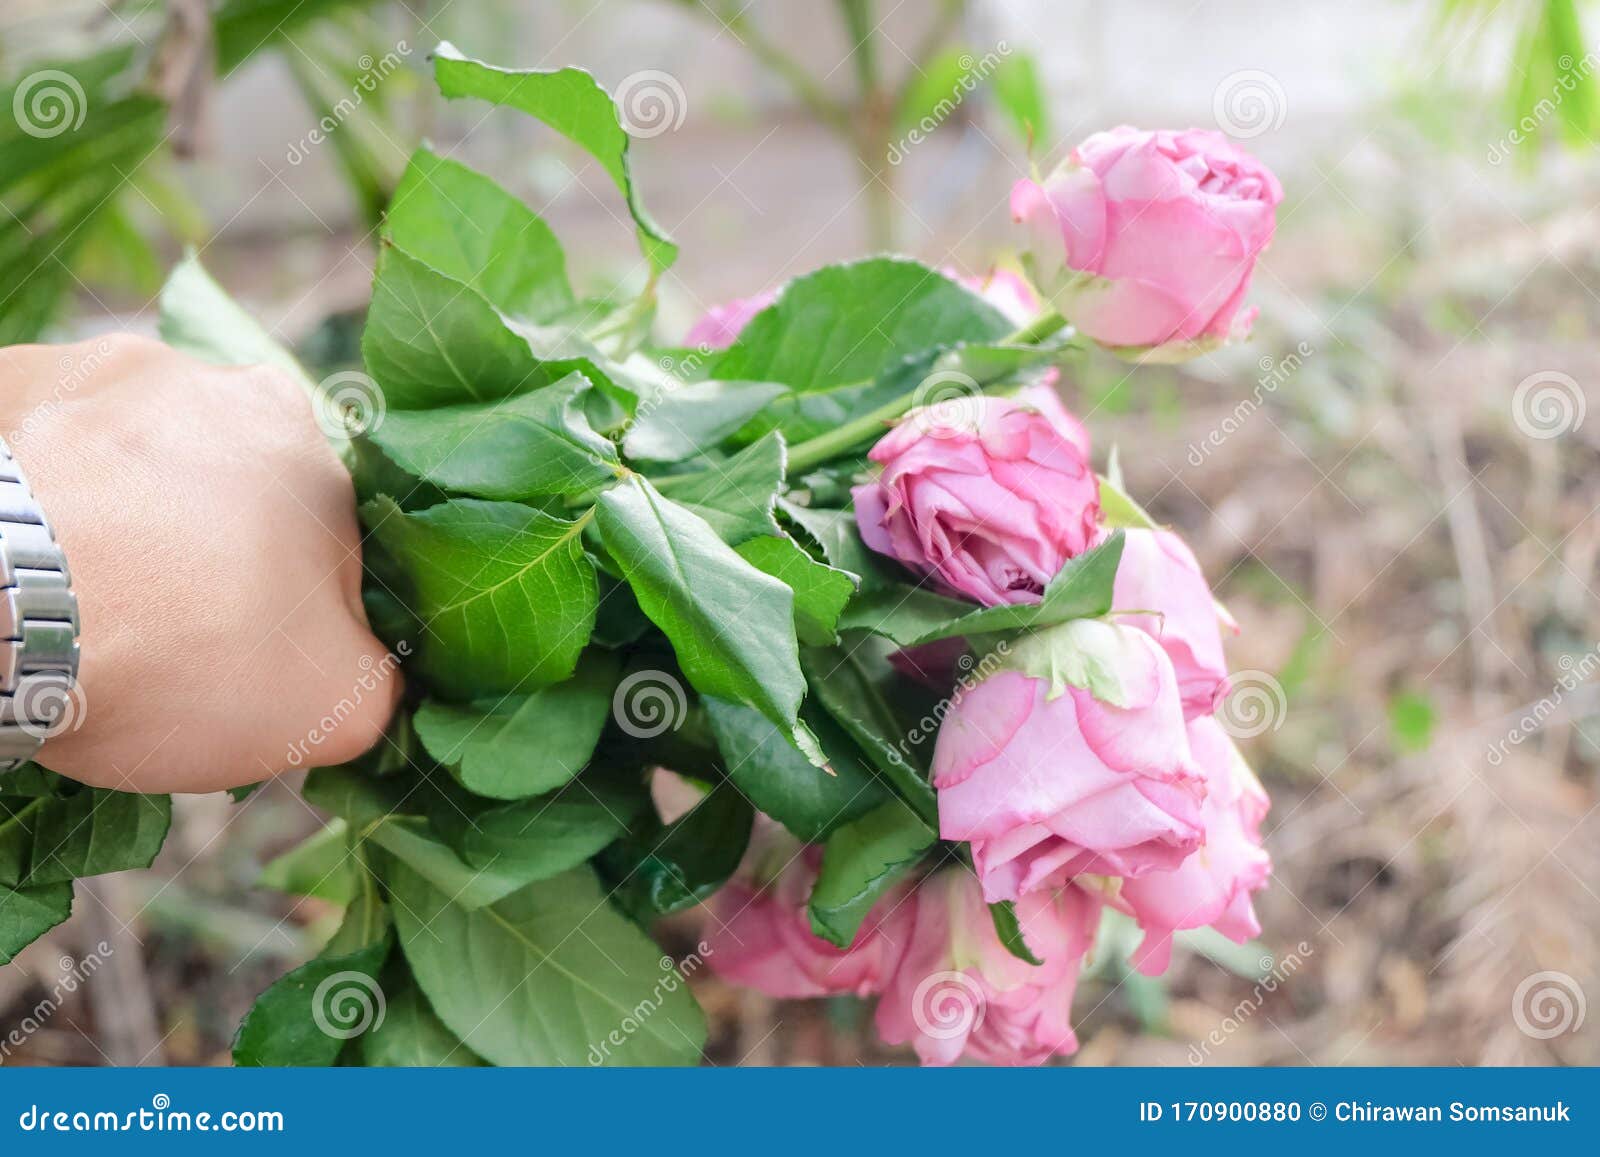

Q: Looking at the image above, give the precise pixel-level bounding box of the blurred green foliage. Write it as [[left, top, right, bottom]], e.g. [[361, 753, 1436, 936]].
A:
[[1434, 0, 1600, 164], [0, 0, 406, 344]]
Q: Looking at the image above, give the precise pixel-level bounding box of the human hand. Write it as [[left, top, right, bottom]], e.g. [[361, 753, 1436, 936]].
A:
[[1, 335, 401, 793]]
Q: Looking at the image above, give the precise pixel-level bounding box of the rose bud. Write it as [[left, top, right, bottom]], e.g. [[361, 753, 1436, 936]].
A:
[[683, 288, 778, 350], [934, 620, 1205, 902], [851, 396, 1100, 606], [1115, 715, 1271, 976], [1012, 127, 1282, 360], [874, 870, 1100, 1066], [1112, 527, 1237, 718], [704, 827, 911, 998]]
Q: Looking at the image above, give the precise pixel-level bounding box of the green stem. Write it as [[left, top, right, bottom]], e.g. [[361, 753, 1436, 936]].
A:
[[631, 307, 1075, 496], [784, 390, 925, 477], [1003, 307, 1068, 345], [783, 308, 1069, 475], [0, 796, 45, 839]]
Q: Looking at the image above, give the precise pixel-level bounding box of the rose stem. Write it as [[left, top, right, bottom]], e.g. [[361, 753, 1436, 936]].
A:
[[781, 308, 1070, 476]]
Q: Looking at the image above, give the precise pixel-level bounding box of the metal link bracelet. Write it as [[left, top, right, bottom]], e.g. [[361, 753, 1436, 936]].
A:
[[0, 433, 81, 772]]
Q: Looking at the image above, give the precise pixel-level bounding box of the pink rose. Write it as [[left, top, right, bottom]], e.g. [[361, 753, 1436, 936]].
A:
[[1015, 382, 1088, 456], [1116, 714, 1271, 976], [705, 839, 911, 999], [1012, 127, 1281, 357], [874, 870, 1100, 1066], [851, 396, 1100, 606], [934, 622, 1205, 902], [1112, 528, 1237, 718], [683, 288, 779, 350]]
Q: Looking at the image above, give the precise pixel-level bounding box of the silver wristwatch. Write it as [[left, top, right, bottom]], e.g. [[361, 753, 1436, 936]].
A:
[[0, 434, 80, 773]]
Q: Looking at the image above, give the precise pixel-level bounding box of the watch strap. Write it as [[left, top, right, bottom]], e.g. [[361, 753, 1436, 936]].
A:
[[0, 434, 81, 772]]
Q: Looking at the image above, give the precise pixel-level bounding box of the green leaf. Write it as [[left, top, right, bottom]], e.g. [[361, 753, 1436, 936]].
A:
[[991, 50, 1050, 152], [213, 0, 389, 73], [780, 502, 895, 588], [362, 974, 485, 1067], [389, 860, 706, 1065], [0, 765, 72, 798], [413, 650, 620, 799], [345, 802, 555, 910], [709, 259, 1012, 442], [384, 147, 576, 323], [1098, 474, 1161, 530], [302, 764, 402, 831], [346, 435, 447, 509], [997, 616, 1146, 706], [702, 698, 886, 842], [376, 817, 552, 911], [259, 821, 358, 904], [623, 379, 788, 463], [1, 53, 167, 344], [808, 801, 933, 948], [990, 900, 1046, 966], [362, 245, 556, 411], [364, 497, 597, 698], [735, 534, 857, 647], [233, 900, 392, 1067], [0, 789, 172, 888], [653, 438, 859, 645], [756, 339, 1064, 453], [839, 532, 1125, 647], [432, 42, 677, 273], [363, 373, 621, 503], [158, 253, 314, 388], [362, 244, 642, 415], [303, 765, 634, 910], [895, 46, 984, 133], [595, 475, 812, 759], [657, 431, 784, 544], [76, 202, 164, 296], [0, 882, 73, 965], [422, 773, 641, 887], [600, 786, 753, 918], [800, 640, 939, 827]]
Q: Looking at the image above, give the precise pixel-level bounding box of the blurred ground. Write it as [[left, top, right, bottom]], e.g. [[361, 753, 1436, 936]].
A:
[[3, 0, 1599, 1066]]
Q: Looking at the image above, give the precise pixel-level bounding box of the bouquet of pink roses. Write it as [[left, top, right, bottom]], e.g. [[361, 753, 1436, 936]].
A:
[[104, 48, 1281, 1067], [694, 235, 1276, 1064]]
